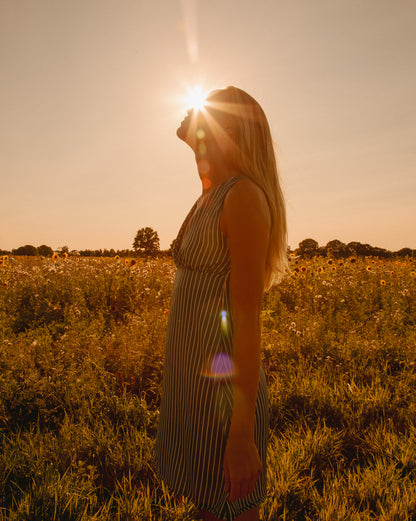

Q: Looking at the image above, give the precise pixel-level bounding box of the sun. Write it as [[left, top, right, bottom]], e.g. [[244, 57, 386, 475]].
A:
[[183, 85, 208, 112]]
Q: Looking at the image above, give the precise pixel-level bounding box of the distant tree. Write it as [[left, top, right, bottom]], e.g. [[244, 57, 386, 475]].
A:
[[12, 244, 38, 256], [167, 239, 176, 257], [115, 249, 132, 258], [371, 247, 391, 259], [297, 238, 319, 258], [396, 247, 413, 258], [133, 227, 160, 256], [37, 245, 53, 257], [347, 242, 376, 257], [325, 239, 350, 259]]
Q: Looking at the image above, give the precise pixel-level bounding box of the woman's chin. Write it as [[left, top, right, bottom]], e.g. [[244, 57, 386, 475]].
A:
[[176, 126, 185, 140], [177, 127, 195, 150]]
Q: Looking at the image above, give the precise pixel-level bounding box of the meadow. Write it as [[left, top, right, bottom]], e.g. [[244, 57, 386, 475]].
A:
[[0, 254, 415, 521]]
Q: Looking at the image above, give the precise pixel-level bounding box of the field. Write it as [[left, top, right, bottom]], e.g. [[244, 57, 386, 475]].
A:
[[1, 254, 416, 520]]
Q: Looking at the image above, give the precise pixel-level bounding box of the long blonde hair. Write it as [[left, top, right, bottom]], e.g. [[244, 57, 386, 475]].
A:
[[207, 86, 288, 288]]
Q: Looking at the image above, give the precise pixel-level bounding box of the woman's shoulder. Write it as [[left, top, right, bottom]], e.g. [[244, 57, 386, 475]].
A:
[[221, 175, 271, 232], [225, 176, 269, 212]]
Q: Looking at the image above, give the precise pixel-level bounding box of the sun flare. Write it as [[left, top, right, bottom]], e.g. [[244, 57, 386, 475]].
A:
[[183, 85, 208, 112]]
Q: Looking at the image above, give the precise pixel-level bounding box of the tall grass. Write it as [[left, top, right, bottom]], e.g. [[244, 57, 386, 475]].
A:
[[0, 255, 415, 520]]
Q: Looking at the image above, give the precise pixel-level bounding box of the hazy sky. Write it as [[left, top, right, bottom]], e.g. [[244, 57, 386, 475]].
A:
[[1, 0, 415, 252]]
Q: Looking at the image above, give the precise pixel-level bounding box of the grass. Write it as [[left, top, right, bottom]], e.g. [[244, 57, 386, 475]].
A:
[[0, 254, 415, 520]]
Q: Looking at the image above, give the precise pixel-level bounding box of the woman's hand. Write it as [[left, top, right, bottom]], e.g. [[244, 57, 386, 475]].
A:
[[223, 434, 262, 502]]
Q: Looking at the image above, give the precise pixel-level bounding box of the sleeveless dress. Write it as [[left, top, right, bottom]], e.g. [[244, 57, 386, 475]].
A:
[[154, 176, 269, 521]]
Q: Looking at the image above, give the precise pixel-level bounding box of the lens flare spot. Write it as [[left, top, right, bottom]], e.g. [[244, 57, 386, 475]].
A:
[[199, 161, 211, 177], [220, 309, 230, 335], [202, 352, 234, 379], [198, 142, 207, 156], [212, 353, 234, 377], [196, 127, 205, 140]]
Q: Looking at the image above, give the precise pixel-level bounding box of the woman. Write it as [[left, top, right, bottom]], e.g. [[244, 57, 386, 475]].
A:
[[155, 86, 288, 521]]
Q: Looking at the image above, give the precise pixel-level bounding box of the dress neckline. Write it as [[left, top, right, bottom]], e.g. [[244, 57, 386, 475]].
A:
[[175, 176, 243, 255]]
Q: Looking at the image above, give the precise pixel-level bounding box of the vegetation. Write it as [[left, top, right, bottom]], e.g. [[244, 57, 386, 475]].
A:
[[0, 254, 416, 520], [296, 238, 415, 259], [132, 228, 160, 257], [2, 235, 415, 261]]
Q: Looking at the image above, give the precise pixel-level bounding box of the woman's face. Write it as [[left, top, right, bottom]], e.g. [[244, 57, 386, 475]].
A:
[[176, 89, 237, 157]]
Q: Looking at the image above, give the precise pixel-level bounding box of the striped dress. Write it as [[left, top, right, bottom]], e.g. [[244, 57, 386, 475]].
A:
[[154, 176, 269, 521]]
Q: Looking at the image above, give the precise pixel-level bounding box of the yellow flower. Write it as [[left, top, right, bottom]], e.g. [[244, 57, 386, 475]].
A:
[[301, 266, 307, 273], [318, 267, 324, 273], [129, 259, 138, 267], [115, 255, 120, 260], [124, 258, 130, 266], [52, 253, 59, 261], [366, 266, 372, 272], [380, 280, 386, 285], [62, 252, 68, 259]]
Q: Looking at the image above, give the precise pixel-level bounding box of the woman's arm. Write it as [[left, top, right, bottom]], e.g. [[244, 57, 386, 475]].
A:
[[220, 178, 271, 502]]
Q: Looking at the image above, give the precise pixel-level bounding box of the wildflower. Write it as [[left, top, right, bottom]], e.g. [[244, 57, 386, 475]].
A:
[[3, 281, 8, 287], [301, 266, 307, 272], [129, 259, 138, 267], [318, 267, 324, 273], [62, 252, 68, 259], [124, 258, 130, 266], [327, 259, 333, 265], [350, 258, 356, 263], [52, 253, 59, 261], [115, 255, 120, 260], [411, 271, 415, 277], [380, 280, 386, 285], [366, 266, 372, 272]]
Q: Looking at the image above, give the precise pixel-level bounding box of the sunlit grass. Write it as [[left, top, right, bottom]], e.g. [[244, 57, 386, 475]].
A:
[[0, 255, 415, 519]]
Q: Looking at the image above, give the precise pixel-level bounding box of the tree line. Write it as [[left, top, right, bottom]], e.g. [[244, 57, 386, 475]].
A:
[[1, 228, 414, 259], [296, 238, 415, 259]]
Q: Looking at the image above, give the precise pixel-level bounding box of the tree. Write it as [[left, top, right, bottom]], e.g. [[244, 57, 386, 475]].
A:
[[133, 227, 160, 256], [396, 247, 414, 258], [325, 239, 351, 259], [38, 244, 53, 257], [297, 238, 319, 258], [12, 244, 38, 256]]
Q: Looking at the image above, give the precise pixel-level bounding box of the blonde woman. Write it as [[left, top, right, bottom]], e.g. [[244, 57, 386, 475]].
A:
[[155, 86, 288, 521]]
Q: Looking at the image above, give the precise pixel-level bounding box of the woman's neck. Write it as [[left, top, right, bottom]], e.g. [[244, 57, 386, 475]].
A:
[[197, 161, 239, 195]]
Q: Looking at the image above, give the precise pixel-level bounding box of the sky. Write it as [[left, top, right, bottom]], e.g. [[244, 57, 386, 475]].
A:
[[1, 0, 415, 253]]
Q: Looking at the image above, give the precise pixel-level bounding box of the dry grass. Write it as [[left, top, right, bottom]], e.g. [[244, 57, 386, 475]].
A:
[[0, 254, 415, 520]]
